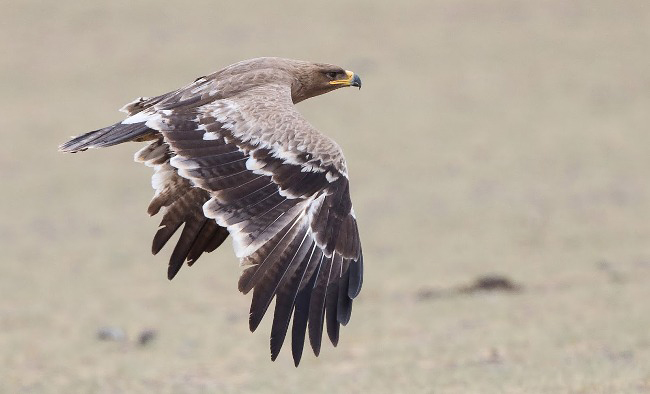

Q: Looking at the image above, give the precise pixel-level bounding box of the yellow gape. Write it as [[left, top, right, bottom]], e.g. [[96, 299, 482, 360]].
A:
[[329, 70, 356, 86]]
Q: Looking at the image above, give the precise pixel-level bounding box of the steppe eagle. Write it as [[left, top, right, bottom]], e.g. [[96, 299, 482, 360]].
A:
[[59, 57, 363, 366]]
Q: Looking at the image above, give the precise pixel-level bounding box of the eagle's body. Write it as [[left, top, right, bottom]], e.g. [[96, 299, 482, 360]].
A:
[[60, 57, 363, 366]]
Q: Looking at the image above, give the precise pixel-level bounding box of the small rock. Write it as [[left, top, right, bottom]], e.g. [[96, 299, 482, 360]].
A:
[[460, 275, 521, 293], [97, 326, 126, 342], [137, 329, 157, 346]]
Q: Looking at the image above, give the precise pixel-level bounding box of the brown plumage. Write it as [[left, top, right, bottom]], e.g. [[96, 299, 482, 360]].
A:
[[59, 57, 363, 366]]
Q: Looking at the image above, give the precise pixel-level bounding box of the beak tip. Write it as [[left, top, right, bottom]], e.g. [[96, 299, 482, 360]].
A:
[[351, 74, 362, 89]]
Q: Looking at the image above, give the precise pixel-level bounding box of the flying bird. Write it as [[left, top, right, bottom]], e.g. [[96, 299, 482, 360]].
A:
[[59, 57, 363, 366]]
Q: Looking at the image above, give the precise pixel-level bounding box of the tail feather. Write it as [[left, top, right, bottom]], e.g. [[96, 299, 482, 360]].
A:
[[59, 121, 153, 153]]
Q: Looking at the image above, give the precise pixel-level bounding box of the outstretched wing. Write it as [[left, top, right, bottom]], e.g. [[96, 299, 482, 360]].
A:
[[146, 87, 363, 365]]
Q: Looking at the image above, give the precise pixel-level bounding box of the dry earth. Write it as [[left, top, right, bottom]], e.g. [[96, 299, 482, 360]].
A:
[[2, 1, 650, 392]]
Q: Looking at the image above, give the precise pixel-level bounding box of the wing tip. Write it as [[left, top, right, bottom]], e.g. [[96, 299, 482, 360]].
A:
[[167, 259, 183, 280], [311, 342, 322, 357], [292, 344, 304, 367], [270, 336, 285, 362], [249, 311, 262, 333]]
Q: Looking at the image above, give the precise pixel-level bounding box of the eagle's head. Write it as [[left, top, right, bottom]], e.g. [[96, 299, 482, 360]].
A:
[[220, 57, 362, 103]]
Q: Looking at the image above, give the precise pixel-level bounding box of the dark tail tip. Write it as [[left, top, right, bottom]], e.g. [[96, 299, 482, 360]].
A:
[[59, 121, 152, 153]]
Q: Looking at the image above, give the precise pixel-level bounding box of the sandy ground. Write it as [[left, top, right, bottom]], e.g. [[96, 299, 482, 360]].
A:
[[2, 0, 650, 392]]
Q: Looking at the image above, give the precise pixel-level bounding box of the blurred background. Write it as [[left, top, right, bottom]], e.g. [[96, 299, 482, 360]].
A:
[[2, 0, 650, 392]]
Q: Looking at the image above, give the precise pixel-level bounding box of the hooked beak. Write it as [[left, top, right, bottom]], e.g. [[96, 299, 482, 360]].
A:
[[329, 70, 362, 89]]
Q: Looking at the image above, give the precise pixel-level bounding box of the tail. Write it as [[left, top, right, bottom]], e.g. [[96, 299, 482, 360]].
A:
[[59, 121, 154, 153]]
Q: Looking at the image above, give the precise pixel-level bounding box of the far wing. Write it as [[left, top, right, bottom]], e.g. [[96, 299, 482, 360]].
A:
[[134, 138, 229, 279]]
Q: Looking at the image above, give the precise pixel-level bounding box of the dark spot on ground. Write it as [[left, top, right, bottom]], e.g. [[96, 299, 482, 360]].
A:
[[416, 274, 522, 300], [415, 288, 444, 301], [459, 275, 522, 293], [137, 329, 157, 346]]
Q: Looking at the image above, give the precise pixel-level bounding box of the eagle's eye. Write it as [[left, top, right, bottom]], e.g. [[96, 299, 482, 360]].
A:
[[325, 71, 339, 80]]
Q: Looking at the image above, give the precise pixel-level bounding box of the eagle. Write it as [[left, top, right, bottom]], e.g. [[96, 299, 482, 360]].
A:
[[59, 57, 363, 366]]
